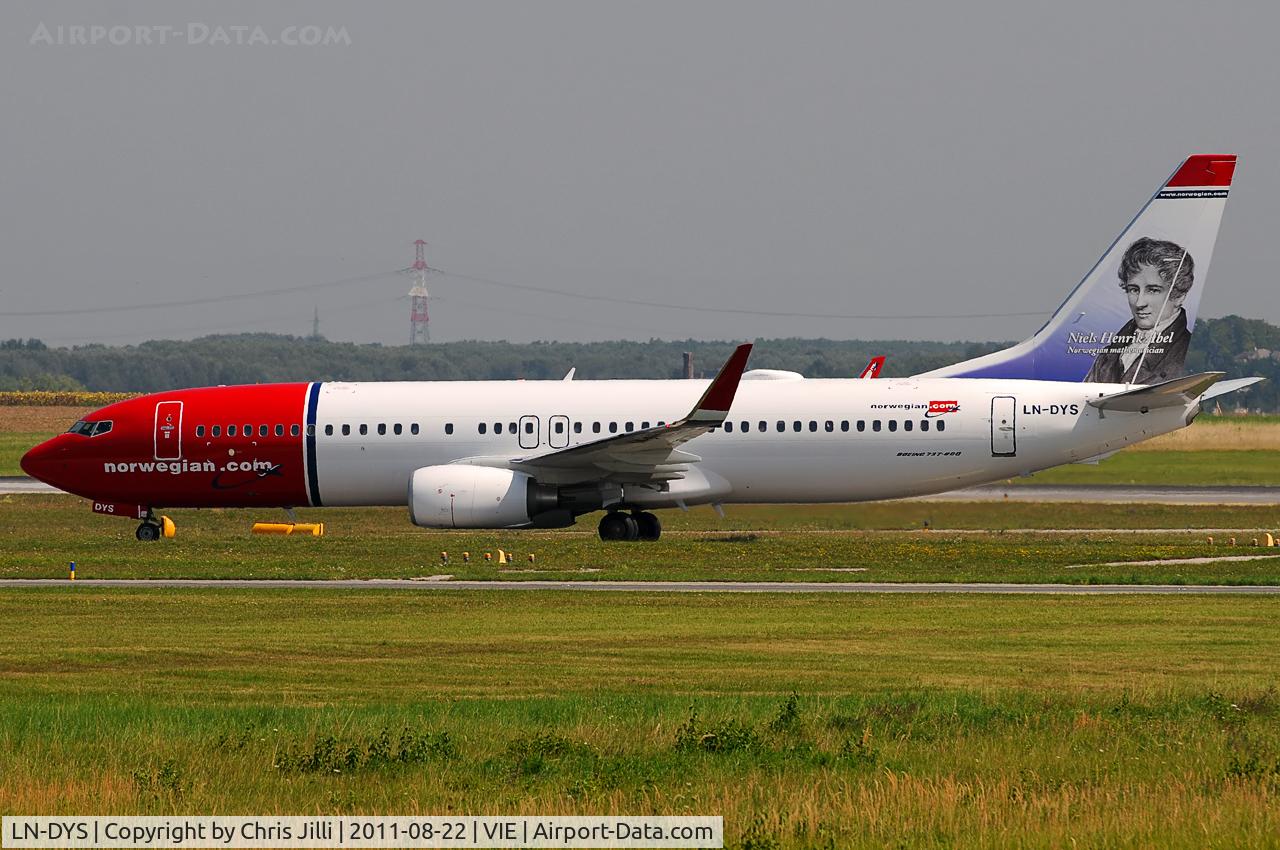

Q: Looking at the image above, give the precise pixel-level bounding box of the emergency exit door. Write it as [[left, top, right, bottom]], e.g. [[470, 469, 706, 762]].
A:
[[154, 400, 183, 460], [990, 396, 1016, 457]]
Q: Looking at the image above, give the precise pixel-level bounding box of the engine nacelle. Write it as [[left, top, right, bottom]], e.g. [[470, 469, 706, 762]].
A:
[[408, 465, 562, 529]]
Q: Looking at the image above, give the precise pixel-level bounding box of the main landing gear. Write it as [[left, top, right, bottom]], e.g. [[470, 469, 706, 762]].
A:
[[597, 510, 662, 542]]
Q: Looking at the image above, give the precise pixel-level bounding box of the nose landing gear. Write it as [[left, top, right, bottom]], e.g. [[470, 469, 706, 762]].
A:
[[597, 510, 661, 541], [135, 513, 176, 541]]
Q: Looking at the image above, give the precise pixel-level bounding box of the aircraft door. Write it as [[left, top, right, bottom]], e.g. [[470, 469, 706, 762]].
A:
[[518, 415, 540, 450], [548, 415, 570, 449], [990, 396, 1016, 457], [154, 400, 183, 460]]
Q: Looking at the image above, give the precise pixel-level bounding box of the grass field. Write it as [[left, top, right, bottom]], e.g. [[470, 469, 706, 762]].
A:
[[0, 589, 1276, 848], [1017, 449, 1280, 486], [5, 494, 1280, 585]]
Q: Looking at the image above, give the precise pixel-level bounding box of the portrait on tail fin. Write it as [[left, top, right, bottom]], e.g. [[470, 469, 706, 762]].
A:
[[914, 155, 1232, 384], [1083, 237, 1194, 385]]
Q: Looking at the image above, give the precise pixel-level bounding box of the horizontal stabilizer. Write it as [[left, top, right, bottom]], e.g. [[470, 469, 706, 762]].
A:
[[1088, 372, 1224, 412], [1199, 376, 1265, 402]]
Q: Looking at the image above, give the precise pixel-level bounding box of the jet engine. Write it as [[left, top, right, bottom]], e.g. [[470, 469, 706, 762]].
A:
[[408, 465, 567, 528]]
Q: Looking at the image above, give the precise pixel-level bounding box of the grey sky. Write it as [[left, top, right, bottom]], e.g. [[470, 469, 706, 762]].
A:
[[1, 1, 1277, 348]]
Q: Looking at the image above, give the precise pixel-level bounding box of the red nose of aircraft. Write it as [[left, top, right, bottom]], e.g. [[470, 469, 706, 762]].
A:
[[20, 435, 70, 489]]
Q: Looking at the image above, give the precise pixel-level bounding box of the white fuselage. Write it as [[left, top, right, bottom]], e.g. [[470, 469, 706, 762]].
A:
[[310, 375, 1187, 507]]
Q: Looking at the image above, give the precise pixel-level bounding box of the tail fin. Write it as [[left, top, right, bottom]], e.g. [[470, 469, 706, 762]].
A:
[[920, 154, 1236, 383]]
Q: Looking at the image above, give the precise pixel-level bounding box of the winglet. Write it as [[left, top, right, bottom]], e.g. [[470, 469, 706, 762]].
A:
[[688, 343, 753, 421], [858, 356, 885, 379]]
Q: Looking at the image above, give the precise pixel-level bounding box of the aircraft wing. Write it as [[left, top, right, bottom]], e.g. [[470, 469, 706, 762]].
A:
[[508, 343, 753, 483]]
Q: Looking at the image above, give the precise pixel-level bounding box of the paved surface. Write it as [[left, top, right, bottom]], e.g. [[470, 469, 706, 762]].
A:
[[1, 578, 1277, 594], [0, 476, 61, 494], [910, 484, 1280, 505], [5, 476, 1280, 504]]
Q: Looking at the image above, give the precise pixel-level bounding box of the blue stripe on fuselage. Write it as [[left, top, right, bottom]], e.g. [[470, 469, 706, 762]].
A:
[[305, 382, 323, 507]]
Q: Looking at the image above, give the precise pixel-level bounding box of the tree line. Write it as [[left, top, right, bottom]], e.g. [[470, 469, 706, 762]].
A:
[[1, 315, 1277, 409]]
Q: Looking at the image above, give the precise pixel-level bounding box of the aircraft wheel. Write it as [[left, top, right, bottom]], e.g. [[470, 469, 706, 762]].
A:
[[621, 514, 640, 541], [135, 522, 161, 542], [633, 511, 661, 541], [598, 512, 630, 541]]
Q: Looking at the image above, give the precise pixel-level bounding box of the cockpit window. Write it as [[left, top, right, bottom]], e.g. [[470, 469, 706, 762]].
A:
[[68, 420, 112, 436]]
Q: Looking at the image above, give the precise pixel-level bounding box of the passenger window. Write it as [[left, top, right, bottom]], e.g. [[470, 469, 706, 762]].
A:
[[524, 421, 534, 434], [872, 420, 881, 432], [657, 421, 666, 426], [857, 420, 866, 432], [825, 421, 834, 432], [508, 422, 516, 433], [212, 425, 222, 437], [792, 421, 801, 432], [554, 421, 564, 434], [740, 421, 748, 432], [758, 421, 767, 432], [394, 423, 402, 435], [937, 420, 946, 432], [593, 422, 602, 434], [809, 421, 818, 432], [921, 419, 930, 432], [888, 420, 898, 432], [411, 424, 420, 435], [359, 424, 368, 436], [905, 420, 913, 432], [641, 421, 650, 429], [494, 422, 503, 434], [325, 424, 334, 436], [777, 421, 785, 432], [341, 424, 351, 436], [275, 424, 284, 437], [195, 425, 206, 438], [573, 422, 582, 434], [725, 421, 734, 433], [290, 424, 300, 437], [377, 423, 387, 436], [445, 423, 454, 435], [259, 424, 268, 437], [305, 424, 315, 437], [228, 425, 237, 437], [840, 421, 849, 432], [625, 422, 634, 432], [609, 422, 618, 434]]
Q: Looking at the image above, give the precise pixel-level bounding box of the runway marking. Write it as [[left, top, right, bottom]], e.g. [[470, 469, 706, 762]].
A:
[[0, 579, 1278, 594], [1063, 553, 1280, 569]]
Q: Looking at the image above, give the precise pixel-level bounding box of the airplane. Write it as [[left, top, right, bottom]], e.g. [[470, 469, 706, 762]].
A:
[[21, 154, 1260, 542]]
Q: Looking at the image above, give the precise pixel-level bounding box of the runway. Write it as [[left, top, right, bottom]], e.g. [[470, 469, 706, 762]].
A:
[[1, 578, 1277, 594], [908, 483, 1280, 505], [5, 477, 1279, 504], [0, 476, 62, 494]]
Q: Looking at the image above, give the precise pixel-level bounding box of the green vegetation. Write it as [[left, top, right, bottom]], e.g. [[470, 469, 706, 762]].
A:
[[1, 589, 1277, 848], [1018, 449, 1280, 486], [0, 334, 1006, 391], [0, 432, 38, 476], [6, 495, 1280, 584], [1, 314, 1277, 408]]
